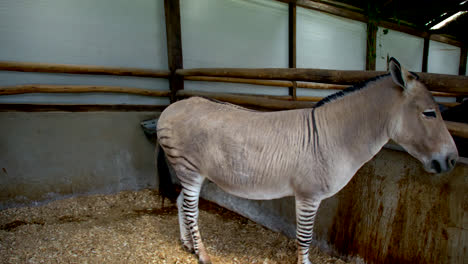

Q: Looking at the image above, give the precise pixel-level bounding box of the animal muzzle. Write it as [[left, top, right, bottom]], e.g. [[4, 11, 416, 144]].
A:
[[426, 153, 458, 174]]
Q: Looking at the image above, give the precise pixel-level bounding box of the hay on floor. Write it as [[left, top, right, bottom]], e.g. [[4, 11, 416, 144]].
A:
[[0, 189, 353, 264]]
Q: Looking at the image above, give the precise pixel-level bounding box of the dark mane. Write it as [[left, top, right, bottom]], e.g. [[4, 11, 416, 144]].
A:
[[315, 73, 390, 108]]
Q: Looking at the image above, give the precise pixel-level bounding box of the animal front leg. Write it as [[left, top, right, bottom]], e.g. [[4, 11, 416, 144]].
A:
[[295, 197, 321, 264]]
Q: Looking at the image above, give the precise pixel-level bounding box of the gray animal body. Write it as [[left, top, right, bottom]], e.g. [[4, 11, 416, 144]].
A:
[[157, 58, 458, 264]]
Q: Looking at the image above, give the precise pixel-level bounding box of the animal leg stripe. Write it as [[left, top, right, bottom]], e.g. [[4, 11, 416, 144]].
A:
[[165, 153, 199, 171], [295, 199, 321, 262]]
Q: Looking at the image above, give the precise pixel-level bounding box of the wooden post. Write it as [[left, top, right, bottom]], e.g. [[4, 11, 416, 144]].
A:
[[459, 45, 467, 76], [164, 0, 184, 103], [366, 22, 377, 71], [422, 36, 430, 72], [288, 2, 297, 100]]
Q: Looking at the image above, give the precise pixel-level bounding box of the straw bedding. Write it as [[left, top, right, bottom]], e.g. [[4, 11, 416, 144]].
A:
[[0, 189, 353, 264]]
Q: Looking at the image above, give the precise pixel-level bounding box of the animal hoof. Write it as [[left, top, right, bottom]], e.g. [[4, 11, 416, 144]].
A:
[[198, 255, 212, 264], [181, 244, 194, 253]]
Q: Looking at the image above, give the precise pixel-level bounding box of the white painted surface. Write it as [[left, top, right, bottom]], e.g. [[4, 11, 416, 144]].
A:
[[375, 28, 424, 72], [296, 7, 366, 98], [0, 0, 169, 104], [428, 41, 461, 75], [296, 7, 367, 70], [181, 0, 289, 95]]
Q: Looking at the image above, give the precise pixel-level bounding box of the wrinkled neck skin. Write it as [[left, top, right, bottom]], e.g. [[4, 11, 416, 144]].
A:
[[312, 77, 400, 186]]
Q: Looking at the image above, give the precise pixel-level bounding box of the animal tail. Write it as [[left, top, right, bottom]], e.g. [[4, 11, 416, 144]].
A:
[[157, 144, 178, 205]]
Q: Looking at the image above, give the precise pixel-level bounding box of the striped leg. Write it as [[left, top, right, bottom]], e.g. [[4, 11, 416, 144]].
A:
[[180, 177, 211, 264], [295, 197, 321, 264], [177, 192, 193, 252]]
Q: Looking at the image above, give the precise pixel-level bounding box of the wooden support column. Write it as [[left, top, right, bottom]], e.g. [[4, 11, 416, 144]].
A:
[[422, 36, 430, 72], [164, 0, 184, 103], [365, 22, 377, 71], [288, 1, 297, 99], [459, 45, 467, 76]]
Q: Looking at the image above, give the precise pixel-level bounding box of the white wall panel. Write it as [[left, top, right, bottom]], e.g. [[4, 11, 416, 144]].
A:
[[0, 0, 168, 104], [181, 0, 289, 96], [466, 53, 468, 76], [375, 28, 424, 72], [296, 7, 367, 71], [428, 41, 461, 75]]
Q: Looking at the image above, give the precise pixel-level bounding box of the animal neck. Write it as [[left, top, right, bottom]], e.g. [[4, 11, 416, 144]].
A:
[[313, 76, 400, 166]]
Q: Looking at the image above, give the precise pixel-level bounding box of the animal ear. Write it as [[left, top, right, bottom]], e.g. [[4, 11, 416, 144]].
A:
[[389, 57, 417, 91]]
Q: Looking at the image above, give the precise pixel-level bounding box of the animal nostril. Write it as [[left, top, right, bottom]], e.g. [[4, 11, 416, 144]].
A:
[[447, 156, 457, 168], [431, 159, 442, 174]]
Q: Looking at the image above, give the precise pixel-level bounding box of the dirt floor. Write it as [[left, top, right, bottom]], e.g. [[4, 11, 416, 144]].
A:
[[0, 189, 352, 264]]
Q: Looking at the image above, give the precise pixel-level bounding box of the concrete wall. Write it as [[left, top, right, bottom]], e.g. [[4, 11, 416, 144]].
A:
[[0, 112, 158, 209]]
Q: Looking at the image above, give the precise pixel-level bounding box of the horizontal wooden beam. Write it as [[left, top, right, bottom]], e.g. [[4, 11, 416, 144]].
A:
[[185, 76, 292, 87], [177, 68, 468, 95], [0, 61, 170, 78], [185, 76, 349, 90], [0, 104, 168, 112], [294, 0, 367, 22], [0, 84, 170, 97], [176, 90, 316, 110], [177, 67, 382, 83], [445, 121, 468, 139]]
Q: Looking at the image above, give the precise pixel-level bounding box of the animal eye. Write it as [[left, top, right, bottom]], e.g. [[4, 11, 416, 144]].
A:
[[422, 110, 437, 118]]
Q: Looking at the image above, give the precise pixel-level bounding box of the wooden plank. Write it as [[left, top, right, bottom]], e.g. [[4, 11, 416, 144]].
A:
[[445, 121, 468, 139], [295, 0, 367, 22], [366, 22, 378, 71], [0, 104, 168, 112], [422, 37, 430, 72], [297, 82, 348, 90], [185, 76, 348, 90], [177, 67, 384, 83], [185, 76, 293, 87], [0, 61, 170, 78], [459, 46, 467, 76], [177, 68, 468, 95], [288, 2, 297, 99], [0, 84, 171, 97], [164, 0, 184, 103], [430, 34, 463, 48], [288, 2, 296, 69], [176, 90, 316, 110]]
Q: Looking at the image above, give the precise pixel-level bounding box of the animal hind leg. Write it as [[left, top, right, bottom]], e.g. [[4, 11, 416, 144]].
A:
[[180, 174, 211, 264], [295, 197, 321, 264], [177, 192, 193, 252]]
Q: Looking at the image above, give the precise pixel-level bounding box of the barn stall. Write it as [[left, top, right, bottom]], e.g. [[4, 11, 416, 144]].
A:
[[1, 0, 468, 263]]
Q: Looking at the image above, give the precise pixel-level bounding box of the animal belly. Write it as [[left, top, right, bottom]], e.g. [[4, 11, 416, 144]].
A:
[[205, 171, 293, 200]]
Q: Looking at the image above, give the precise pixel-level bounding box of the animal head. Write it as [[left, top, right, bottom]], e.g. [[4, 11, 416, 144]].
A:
[[388, 58, 458, 173]]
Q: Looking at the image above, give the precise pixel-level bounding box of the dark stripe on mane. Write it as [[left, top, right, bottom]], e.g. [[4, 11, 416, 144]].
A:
[[315, 73, 390, 108]]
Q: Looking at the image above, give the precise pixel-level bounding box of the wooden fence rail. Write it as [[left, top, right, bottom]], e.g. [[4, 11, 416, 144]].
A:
[[0, 61, 170, 78], [177, 68, 468, 95], [0, 84, 171, 97]]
